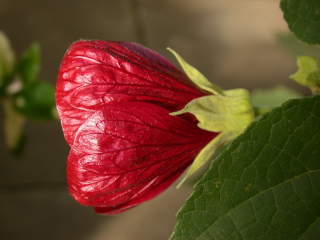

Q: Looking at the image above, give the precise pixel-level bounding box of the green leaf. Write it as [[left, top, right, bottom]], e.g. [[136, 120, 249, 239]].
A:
[[17, 43, 41, 85], [251, 86, 302, 114], [291, 56, 320, 93], [280, 0, 320, 44], [276, 32, 320, 58], [171, 96, 320, 240], [291, 57, 320, 86], [13, 81, 56, 120]]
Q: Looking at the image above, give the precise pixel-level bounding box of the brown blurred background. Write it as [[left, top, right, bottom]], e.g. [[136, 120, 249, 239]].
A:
[[0, 0, 301, 239]]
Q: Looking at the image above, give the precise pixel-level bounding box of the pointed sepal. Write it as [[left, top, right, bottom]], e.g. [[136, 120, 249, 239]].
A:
[[167, 48, 224, 95], [172, 88, 254, 185]]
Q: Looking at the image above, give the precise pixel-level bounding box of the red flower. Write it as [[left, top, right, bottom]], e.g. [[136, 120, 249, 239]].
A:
[[56, 41, 217, 214]]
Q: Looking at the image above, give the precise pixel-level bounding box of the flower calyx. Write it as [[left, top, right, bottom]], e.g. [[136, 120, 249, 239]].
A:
[[169, 48, 255, 186]]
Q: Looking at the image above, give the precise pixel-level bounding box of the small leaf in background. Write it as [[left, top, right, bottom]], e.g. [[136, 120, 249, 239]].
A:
[[0, 31, 15, 88], [291, 56, 320, 93], [170, 96, 320, 240], [13, 81, 56, 120], [17, 42, 40, 85], [0, 62, 3, 88], [275, 32, 320, 58], [251, 85, 302, 114], [280, 0, 320, 44], [3, 99, 25, 154]]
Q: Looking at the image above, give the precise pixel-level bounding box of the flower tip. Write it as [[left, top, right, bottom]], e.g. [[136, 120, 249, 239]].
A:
[[169, 109, 185, 116], [166, 47, 174, 53], [166, 47, 181, 61]]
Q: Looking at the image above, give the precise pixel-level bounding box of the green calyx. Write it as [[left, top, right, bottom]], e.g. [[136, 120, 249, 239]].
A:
[[291, 56, 320, 94], [171, 89, 253, 134], [168, 48, 255, 186]]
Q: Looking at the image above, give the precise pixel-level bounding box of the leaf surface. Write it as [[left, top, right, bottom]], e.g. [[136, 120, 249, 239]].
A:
[[281, 0, 320, 44], [171, 96, 320, 240]]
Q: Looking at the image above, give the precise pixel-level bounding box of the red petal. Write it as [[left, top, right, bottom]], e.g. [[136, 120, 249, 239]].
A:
[[56, 40, 204, 144], [67, 102, 215, 214]]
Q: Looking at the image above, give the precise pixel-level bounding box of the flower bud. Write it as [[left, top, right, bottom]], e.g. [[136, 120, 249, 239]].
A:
[[56, 41, 217, 214]]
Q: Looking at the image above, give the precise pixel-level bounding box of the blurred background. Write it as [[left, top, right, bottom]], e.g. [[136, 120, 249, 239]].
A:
[[0, 0, 309, 239]]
